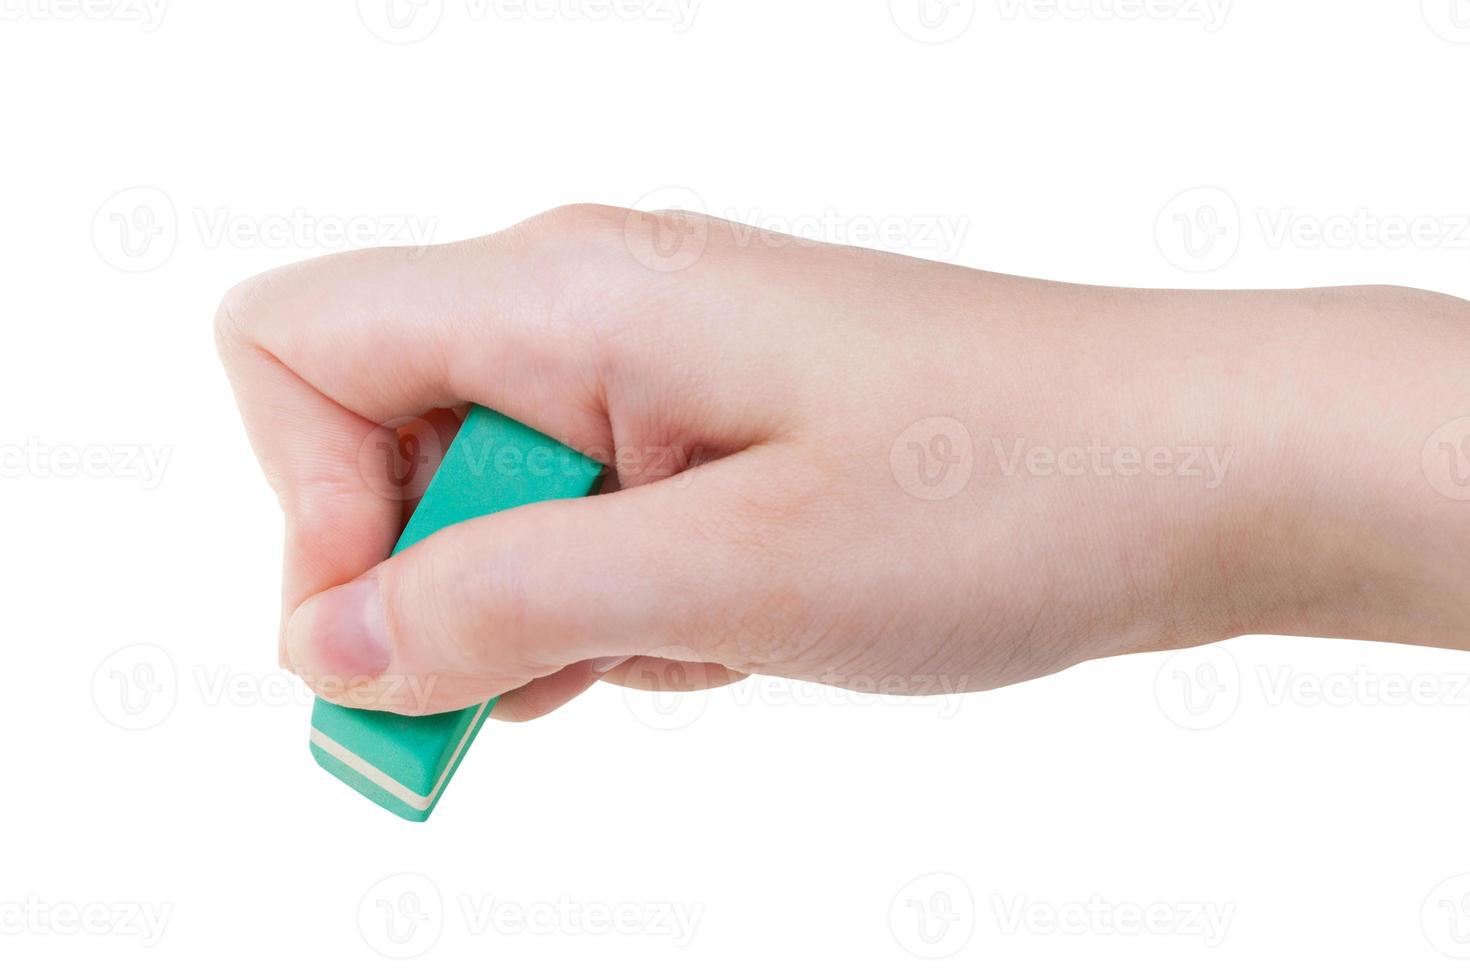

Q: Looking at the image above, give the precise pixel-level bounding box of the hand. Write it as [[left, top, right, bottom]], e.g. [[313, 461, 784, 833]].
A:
[[215, 204, 1470, 721]]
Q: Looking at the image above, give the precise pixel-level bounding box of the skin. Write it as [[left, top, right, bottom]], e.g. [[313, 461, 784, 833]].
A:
[[214, 204, 1470, 722]]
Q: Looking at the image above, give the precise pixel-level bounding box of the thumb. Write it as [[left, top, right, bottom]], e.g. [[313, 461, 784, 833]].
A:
[[283, 450, 778, 716]]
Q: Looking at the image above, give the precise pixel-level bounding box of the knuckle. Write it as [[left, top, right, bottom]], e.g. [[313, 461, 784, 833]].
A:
[[517, 203, 663, 342], [213, 268, 287, 359], [525, 202, 631, 248], [212, 278, 256, 356]]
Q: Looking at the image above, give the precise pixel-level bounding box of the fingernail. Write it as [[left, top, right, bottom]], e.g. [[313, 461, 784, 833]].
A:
[[589, 655, 631, 674], [287, 578, 391, 683]]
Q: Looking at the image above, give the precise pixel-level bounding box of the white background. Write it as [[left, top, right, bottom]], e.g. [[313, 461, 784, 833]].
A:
[[2, 1, 1469, 975]]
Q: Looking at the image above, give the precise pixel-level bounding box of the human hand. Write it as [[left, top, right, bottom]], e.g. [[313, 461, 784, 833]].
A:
[[216, 205, 1470, 721]]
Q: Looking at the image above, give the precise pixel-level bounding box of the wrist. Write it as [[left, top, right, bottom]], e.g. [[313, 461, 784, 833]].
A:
[[1209, 286, 1470, 651]]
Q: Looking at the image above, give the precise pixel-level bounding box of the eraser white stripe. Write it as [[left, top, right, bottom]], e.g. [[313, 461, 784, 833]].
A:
[[309, 700, 490, 813], [309, 728, 432, 811]]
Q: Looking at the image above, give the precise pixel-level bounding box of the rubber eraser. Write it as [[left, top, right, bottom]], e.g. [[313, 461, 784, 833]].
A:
[[307, 406, 601, 821]]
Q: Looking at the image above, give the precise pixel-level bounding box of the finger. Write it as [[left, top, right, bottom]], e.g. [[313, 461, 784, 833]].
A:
[[596, 657, 747, 692], [491, 657, 748, 724], [488, 661, 608, 723], [214, 336, 398, 665], [214, 209, 618, 660], [217, 205, 800, 471], [285, 447, 796, 715], [214, 221, 614, 457], [215, 205, 786, 665]]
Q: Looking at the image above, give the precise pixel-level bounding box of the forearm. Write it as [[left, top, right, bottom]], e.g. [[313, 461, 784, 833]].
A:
[[1023, 282, 1470, 656], [1205, 285, 1470, 652], [929, 275, 1470, 665]]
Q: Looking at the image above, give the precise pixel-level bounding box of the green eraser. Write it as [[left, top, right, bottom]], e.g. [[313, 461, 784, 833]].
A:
[[308, 406, 601, 821]]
